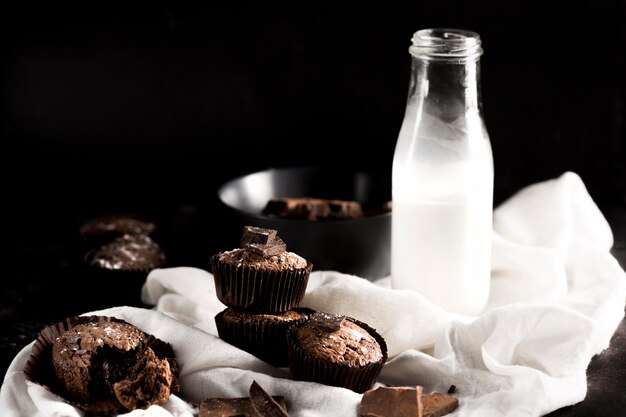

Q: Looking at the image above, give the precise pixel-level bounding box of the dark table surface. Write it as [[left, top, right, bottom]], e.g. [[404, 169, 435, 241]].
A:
[[1, 203, 625, 416]]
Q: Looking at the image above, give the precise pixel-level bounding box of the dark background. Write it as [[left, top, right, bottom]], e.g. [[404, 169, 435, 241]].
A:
[[1, 1, 625, 415]]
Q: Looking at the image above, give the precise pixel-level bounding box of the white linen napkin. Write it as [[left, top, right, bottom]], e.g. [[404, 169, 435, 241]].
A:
[[2, 171, 625, 417]]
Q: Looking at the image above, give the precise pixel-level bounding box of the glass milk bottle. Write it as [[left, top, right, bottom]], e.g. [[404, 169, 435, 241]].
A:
[[391, 28, 494, 316]]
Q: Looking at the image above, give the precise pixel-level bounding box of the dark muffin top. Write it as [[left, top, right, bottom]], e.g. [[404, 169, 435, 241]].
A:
[[292, 313, 384, 367], [217, 248, 307, 271], [85, 234, 166, 271], [80, 216, 156, 241], [52, 321, 147, 401], [215, 225, 308, 270]]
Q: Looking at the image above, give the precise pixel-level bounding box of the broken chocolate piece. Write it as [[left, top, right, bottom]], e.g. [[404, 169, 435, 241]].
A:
[[199, 397, 287, 417], [308, 312, 346, 332], [262, 197, 364, 220], [249, 380, 289, 417], [240, 226, 287, 258], [359, 386, 422, 417], [244, 236, 287, 257], [422, 392, 459, 417], [446, 385, 456, 394], [241, 226, 277, 245]]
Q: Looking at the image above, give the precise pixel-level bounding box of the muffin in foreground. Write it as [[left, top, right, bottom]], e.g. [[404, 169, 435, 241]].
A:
[[215, 307, 315, 367], [286, 312, 387, 393], [24, 316, 179, 415], [211, 226, 313, 313]]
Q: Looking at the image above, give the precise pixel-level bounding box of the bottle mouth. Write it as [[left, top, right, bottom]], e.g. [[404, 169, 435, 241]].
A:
[[409, 28, 483, 60]]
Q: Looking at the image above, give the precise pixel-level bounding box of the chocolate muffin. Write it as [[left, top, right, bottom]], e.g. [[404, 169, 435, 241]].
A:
[[79, 215, 157, 247], [211, 226, 313, 313], [286, 312, 387, 393], [215, 307, 314, 367], [48, 317, 178, 414], [84, 234, 166, 306], [85, 233, 166, 272]]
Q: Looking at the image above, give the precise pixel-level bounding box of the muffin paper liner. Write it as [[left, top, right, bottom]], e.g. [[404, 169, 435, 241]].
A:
[[286, 316, 388, 393], [211, 254, 313, 313], [215, 307, 315, 367], [23, 315, 178, 415]]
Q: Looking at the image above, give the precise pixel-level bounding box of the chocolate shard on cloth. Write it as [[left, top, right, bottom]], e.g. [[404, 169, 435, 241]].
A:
[[249, 380, 289, 417], [199, 381, 288, 417], [359, 386, 423, 417], [422, 392, 459, 417]]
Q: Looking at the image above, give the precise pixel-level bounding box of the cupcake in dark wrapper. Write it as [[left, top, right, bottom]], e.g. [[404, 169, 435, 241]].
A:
[[215, 307, 315, 367], [286, 312, 387, 393], [84, 233, 166, 306], [24, 315, 179, 415], [211, 226, 312, 313]]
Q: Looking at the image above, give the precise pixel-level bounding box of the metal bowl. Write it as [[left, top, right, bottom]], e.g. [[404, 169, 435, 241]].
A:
[[217, 166, 391, 280]]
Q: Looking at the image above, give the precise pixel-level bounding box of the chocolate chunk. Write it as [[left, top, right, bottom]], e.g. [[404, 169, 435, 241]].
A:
[[241, 226, 277, 245], [262, 197, 363, 220], [446, 385, 456, 394], [240, 226, 287, 258], [422, 392, 459, 417], [199, 396, 287, 417], [309, 312, 346, 332], [244, 236, 287, 258], [249, 380, 289, 417], [359, 386, 422, 417]]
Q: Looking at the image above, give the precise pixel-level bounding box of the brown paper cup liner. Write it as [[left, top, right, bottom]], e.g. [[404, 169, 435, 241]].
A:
[[286, 316, 388, 393], [24, 315, 179, 416], [215, 307, 315, 367], [211, 254, 313, 313]]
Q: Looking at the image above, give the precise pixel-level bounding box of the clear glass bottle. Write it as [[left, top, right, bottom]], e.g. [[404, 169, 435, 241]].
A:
[[391, 28, 493, 316]]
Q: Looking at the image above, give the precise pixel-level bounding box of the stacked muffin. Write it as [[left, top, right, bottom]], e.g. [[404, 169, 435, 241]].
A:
[[212, 226, 388, 393], [211, 226, 314, 367]]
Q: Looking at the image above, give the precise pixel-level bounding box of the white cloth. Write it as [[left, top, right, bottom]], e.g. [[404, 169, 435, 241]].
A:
[[2, 171, 625, 417]]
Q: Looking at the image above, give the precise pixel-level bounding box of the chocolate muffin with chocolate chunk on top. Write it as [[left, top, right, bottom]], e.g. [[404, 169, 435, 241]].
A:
[[286, 312, 387, 393], [210, 226, 313, 313]]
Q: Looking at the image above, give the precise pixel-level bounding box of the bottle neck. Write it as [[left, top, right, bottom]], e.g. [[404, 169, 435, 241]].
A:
[[407, 28, 483, 121], [408, 56, 482, 121]]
